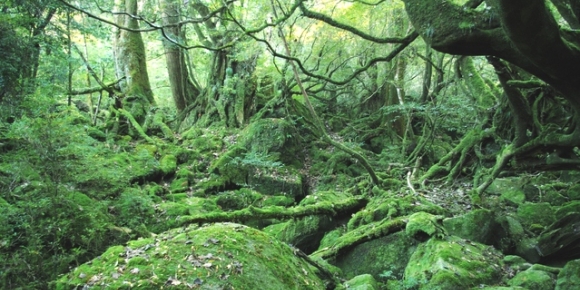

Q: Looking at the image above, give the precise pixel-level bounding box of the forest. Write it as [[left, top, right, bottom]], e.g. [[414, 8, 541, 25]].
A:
[[2, 0, 580, 289]]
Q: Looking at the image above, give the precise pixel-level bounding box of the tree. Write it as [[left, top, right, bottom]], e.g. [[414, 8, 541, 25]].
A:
[[399, 0, 580, 192], [112, 0, 156, 131]]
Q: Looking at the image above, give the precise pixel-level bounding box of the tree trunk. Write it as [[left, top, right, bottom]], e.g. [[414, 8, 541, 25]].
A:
[[161, 0, 200, 114], [113, 0, 155, 131]]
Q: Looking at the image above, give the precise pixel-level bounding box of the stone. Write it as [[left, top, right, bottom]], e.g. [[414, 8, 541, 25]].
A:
[[443, 209, 496, 244]]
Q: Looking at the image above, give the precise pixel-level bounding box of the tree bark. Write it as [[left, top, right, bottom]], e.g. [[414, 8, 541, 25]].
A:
[[161, 0, 200, 114], [113, 0, 155, 127]]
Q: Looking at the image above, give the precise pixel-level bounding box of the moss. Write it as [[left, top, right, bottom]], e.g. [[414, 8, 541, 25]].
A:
[[405, 212, 446, 241], [169, 177, 189, 193], [263, 195, 295, 207], [443, 209, 496, 244], [516, 202, 555, 230], [555, 201, 580, 219], [318, 229, 343, 250], [347, 194, 446, 231], [556, 259, 580, 289], [345, 274, 379, 290], [334, 231, 418, 281], [56, 223, 324, 289], [159, 154, 177, 175], [507, 269, 555, 289], [135, 144, 157, 157], [403, 235, 503, 289], [500, 189, 526, 206]]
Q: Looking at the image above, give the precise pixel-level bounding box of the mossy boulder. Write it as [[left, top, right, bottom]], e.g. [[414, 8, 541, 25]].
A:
[[403, 235, 503, 289], [264, 215, 333, 253], [507, 268, 555, 290], [159, 154, 177, 175], [406, 212, 446, 241], [500, 189, 526, 206], [516, 202, 556, 231], [564, 183, 580, 200], [333, 231, 418, 281], [555, 201, 580, 219], [56, 223, 325, 289], [344, 274, 379, 290], [556, 259, 580, 289], [237, 118, 301, 167], [443, 209, 496, 244]]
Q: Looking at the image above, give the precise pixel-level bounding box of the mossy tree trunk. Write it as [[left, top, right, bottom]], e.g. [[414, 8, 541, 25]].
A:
[[112, 0, 155, 134], [175, 0, 258, 130]]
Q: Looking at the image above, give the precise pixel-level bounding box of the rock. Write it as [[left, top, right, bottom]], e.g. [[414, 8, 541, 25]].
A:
[[536, 212, 580, 261], [333, 231, 418, 281], [494, 215, 525, 253], [264, 215, 333, 253], [443, 209, 497, 244], [403, 236, 503, 289], [344, 274, 379, 290], [507, 268, 555, 290], [405, 212, 446, 241], [159, 154, 177, 175], [500, 189, 526, 206], [515, 237, 541, 263], [556, 259, 580, 289], [555, 201, 580, 219], [565, 183, 580, 200], [56, 223, 324, 289], [516, 202, 556, 231]]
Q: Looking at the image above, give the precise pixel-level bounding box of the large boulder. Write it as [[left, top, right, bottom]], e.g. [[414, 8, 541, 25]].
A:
[[333, 231, 418, 282], [443, 209, 497, 245], [56, 223, 325, 289], [556, 259, 580, 289], [403, 235, 503, 289]]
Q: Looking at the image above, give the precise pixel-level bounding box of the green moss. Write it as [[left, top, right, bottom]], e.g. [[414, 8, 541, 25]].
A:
[[159, 154, 177, 175], [516, 202, 555, 230], [500, 189, 526, 205], [555, 201, 580, 219], [556, 259, 580, 289], [405, 212, 446, 240], [169, 177, 189, 193], [508, 269, 555, 289], [263, 195, 295, 207], [334, 231, 417, 281], [404, 236, 503, 289], [443, 209, 496, 244], [56, 223, 324, 289], [345, 274, 379, 290]]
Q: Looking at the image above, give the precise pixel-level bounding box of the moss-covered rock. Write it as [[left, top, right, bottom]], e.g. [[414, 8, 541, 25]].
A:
[[334, 231, 418, 281], [507, 268, 555, 290], [556, 259, 580, 289], [564, 183, 580, 200], [159, 154, 177, 175], [169, 177, 189, 193], [56, 223, 325, 289], [494, 215, 525, 253], [264, 215, 333, 253], [555, 201, 580, 219], [344, 274, 379, 290], [516, 202, 556, 231], [403, 235, 503, 289], [406, 212, 446, 241], [443, 209, 496, 244], [500, 189, 526, 206]]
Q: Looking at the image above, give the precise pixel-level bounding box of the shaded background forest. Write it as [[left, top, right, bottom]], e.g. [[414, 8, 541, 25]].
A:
[[2, 0, 580, 288]]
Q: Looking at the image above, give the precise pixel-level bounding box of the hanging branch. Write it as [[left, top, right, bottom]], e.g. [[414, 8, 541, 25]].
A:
[[272, 3, 380, 185]]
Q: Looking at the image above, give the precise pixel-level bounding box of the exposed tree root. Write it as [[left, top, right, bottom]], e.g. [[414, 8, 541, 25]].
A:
[[178, 196, 368, 227], [310, 216, 407, 260]]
